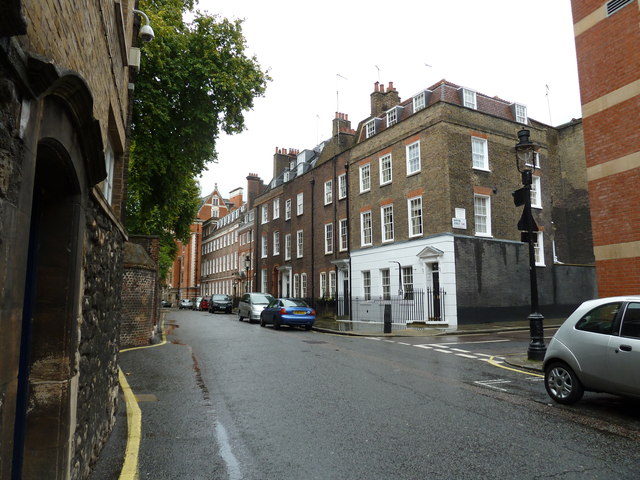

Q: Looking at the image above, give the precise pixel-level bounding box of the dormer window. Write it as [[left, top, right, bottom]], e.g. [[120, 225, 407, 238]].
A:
[[412, 90, 432, 113], [385, 106, 403, 127], [462, 88, 477, 109], [514, 103, 528, 124], [365, 119, 376, 138]]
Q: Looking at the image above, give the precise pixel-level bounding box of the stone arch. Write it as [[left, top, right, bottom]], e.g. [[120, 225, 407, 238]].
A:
[[14, 69, 105, 479]]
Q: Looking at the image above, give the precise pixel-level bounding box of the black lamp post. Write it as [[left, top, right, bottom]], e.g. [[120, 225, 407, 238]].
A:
[[389, 261, 403, 297], [244, 254, 251, 294], [513, 128, 546, 361]]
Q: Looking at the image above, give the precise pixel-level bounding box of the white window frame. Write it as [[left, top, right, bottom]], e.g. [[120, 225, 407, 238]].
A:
[[261, 205, 268, 224], [379, 154, 392, 185], [293, 274, 299, 297], [362, 271, 371, 300], [413, 91, 426, 112], [285, 198, 292, 220], [359, 164, 371, 193], [296, 230, 304, 258], [284, 233, 291, 260], [531, 176, 542, 209], [301, 273, 307, 297], [324, 180, 333, 205], [338, 174, 347, 199], [296, 192, 304, 216], [261, 269, 268, 293], [324, 223, 334, 254], [408, 196, 423, 237], [329, 271, 336, 298], [402, 266, 414, 299], [474, 194, 492, 237], [406, 141, 421, 175], [261, 235, 268, 258], [319, 272, 327, 298], [534, 231, 545, 266], [365, 120, 376, 138], [463, 88, 477, 109], [381, 268, 391, 300], [361, 211, 372, 246], [102, 140, 115, 204], [471, 137, 489, 171], [381, 204, 394, 243], [273, 198, 280, 219], [339, 218, 348, 251], [273, 231, 280, 255], [386, 108, 397, 127], [515, 104, 528, 124]]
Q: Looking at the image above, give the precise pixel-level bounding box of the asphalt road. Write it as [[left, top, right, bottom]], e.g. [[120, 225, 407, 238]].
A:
[[114, 309, 640, 479]]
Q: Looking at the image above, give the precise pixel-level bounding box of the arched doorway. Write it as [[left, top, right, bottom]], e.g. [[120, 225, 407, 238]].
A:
[[13, 137, 82, 478]]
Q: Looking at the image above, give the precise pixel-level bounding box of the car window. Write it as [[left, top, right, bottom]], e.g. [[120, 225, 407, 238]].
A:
[[620, 302, 640, 339], [282, 298, 308, 307], [267, 299, 279, 308], [575, 302, 621, 335], [252, 294, 273, 305]]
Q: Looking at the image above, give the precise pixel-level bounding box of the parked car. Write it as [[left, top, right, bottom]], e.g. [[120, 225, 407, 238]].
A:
[[192, 297, 202, 310], [543, 296, 640, 404], [179, 298, 193, 310], [238, 292, 275, 323], [209, 294, 232, 314], [200, 296, 210, 311], [260, 298, 316, 330], [161, 300, 172, 308]]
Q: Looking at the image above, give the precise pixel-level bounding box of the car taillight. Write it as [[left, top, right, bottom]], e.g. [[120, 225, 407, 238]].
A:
[[279, 308, 287, 314], [311, 309, 316, 316]]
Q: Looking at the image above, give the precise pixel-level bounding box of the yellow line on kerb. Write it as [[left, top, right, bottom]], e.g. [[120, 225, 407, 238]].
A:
[[118, 368, 141, 480], [488, 356, 544, 378], [118, 315, 168, 479]]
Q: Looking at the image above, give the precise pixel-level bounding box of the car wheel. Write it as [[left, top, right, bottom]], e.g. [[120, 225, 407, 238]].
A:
[[544, 361, 584, 405], [304, 324, 312, 331], [238, 313, 244, 322], [273, 319, 281, 329], [260, 317, 266, 327]]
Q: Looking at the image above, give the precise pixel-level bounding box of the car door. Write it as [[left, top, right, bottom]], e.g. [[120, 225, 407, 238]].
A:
[[569, 301, 622, 391], [606, 302, 640, 396]]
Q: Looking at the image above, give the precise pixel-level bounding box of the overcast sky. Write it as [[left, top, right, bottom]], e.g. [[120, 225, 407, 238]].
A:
[[195, 0, 581, 200]]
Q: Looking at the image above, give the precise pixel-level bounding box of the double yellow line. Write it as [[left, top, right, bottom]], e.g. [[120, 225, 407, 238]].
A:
[[117, 318, 167, 480]]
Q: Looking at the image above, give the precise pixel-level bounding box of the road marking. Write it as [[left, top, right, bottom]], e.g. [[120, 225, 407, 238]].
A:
[[366, 337, 382, 341], [450, 348, 471, 353], [383, 340, 396, 343], [397, 342, 411, 346], [487, 356, 544, 378], [455, 353, 478, 359], [474, 379, 511, 392], [434, 349, 452, 354], [434, 339, 510, 345], [118, 368, 141, 480], [414, 344, 433, 349]]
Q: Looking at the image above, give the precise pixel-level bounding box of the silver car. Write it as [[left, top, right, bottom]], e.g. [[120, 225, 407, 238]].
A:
[[238, 292, 275, 323], [543, 296, 640, 404]]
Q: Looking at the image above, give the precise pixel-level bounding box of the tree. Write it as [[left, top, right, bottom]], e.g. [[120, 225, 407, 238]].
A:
[[126, 0, 270, 277]]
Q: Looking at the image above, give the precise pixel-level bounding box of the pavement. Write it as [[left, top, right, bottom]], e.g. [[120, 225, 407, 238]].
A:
[[89, 313, 558, 479]]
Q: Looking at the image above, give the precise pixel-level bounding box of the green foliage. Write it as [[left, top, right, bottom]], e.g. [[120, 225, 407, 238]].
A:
[[126, 0, 269, 273]]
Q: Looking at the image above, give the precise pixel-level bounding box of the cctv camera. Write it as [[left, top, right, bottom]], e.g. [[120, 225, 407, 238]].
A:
[[139, 24, 155, 43]]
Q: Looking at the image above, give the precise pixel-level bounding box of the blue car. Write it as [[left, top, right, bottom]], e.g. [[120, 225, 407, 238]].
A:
[[260, 298, 316, 330]]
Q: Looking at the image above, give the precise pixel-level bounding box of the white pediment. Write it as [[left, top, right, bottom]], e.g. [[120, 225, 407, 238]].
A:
[[416, 246, 444, 260]]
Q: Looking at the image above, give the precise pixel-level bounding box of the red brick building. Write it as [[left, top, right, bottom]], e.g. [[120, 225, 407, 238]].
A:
[[571, 0, 640, 295]]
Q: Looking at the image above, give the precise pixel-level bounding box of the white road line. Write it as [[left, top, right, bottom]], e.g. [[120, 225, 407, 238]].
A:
[[366, 337, 381, 341], [450, 348, 471, 353], [383, 340, 396, 343], [414, 344, 433, 349], [434, 349, 452, 354], [434, 339, 510, 345], [474, 379, 511, 392], [479, 358, 503, 364], [397, 342, 411, 346], [455, 353, 478, 359]]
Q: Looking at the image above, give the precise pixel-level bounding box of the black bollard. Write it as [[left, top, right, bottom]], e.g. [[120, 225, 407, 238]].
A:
[[383, 304, 392, 334]]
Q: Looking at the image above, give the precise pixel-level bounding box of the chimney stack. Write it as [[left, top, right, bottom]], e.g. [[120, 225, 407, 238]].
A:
[[370, 81, 401, 117]]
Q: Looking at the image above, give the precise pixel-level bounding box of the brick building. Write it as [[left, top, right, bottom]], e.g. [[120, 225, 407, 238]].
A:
[[169, 186, 229, 304], [201, 175, 264, 299], [570, 0, 640, 296], [346, 80, 595, 325], [0, 1, 141, 478], [253, 112, 354, 304]]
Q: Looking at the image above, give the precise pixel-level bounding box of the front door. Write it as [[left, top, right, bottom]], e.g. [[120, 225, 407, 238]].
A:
[[432, 267, 441, 320]]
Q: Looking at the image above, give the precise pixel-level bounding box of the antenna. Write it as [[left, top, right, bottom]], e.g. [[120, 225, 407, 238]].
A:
[[375, 65, 381, 83], [336, 73, 347, 112], [545, 84, 553, 125]]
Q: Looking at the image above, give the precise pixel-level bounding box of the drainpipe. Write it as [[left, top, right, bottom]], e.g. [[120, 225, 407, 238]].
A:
[[310, 178, 315, 303]]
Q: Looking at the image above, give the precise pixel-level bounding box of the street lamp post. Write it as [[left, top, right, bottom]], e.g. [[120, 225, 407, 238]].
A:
[[244, 254, 251, 294], [513, 128, 546, 361], [389, 261, 403, 297]]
